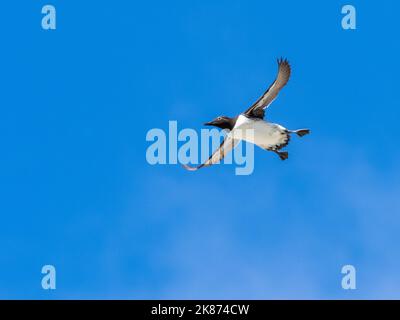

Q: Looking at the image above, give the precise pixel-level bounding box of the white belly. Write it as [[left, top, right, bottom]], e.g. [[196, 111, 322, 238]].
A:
[[232, 115, 288, 149]]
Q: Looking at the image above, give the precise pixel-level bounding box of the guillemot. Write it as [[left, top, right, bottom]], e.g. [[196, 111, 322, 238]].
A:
[[183, 58, 310, 171]]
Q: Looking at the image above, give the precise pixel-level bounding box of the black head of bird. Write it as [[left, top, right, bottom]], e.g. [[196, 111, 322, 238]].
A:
[[204, 116, 236, 130]]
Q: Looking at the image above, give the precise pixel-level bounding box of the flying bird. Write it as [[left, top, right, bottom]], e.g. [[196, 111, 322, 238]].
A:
[[183, 58, 310, 171]]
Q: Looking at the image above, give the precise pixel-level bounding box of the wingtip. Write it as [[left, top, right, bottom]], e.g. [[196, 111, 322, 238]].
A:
[[181, 164, 199, 171], [277, 57, 290, 66]]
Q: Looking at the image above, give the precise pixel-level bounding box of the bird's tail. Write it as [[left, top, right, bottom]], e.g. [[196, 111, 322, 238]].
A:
[[291, 129, 310, 137]]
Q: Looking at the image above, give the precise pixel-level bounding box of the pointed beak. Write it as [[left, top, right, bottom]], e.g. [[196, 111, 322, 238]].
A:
[[204, 121, 214, 126]]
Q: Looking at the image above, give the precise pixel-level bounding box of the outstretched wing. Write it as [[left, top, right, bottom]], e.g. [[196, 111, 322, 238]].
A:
[[182, 135, 238, 171], [244, 58, 291, 119]]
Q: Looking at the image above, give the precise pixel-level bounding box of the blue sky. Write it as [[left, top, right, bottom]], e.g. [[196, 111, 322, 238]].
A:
[[1, 0, 400, 299]]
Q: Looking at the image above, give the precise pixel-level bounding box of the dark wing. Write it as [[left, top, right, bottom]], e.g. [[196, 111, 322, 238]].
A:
[[182, 135, 238, 171], [244, 58, 291, 119]]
